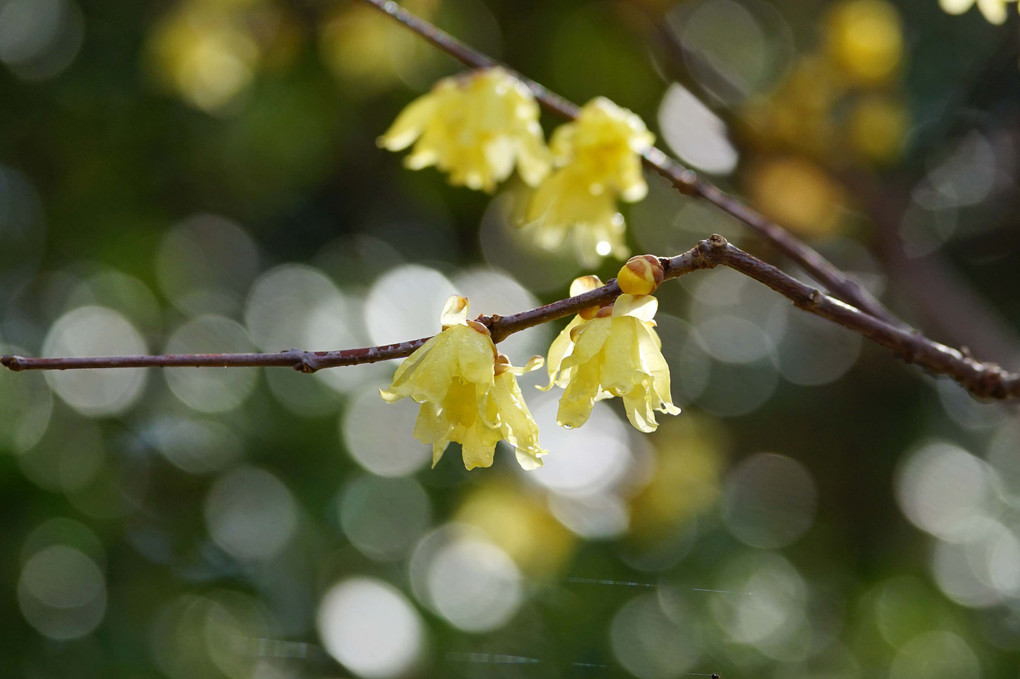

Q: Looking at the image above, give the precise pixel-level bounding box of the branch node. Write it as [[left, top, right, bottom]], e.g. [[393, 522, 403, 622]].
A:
[[1, 355, 23, 371], [679, 169, 699, 190], [707, 233, 728, 249], [285, 349, 320, 374], [974, 363, 1008, 400], [807, 289, 824, 308]]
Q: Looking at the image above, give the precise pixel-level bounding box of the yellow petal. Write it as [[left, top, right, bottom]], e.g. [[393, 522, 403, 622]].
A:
[[441, 294, 470, 327], [378, 91, 443, 151], [556, 355, 603, 429], [637, 322, 681, 416], [382, 333, 444, 400], [622, 384, 659, 433], [445, 324, 496, 386], [541, 316, 584, 391], [412, 402, 452, 467], [598, 317, 643, 397], [570, 275, 604, 297], [459, 418, 502, 470], [493, 372, 547, 467], [504, 354, 545, 376], [612, 293, 658, 323], [563, 316, 613, 367]]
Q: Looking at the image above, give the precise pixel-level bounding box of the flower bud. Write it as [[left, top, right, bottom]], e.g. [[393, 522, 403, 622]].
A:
[[617, 255, 664, 295]]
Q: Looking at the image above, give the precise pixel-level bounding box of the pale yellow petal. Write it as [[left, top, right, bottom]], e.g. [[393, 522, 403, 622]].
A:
[[556, 355, 603, 429], [570, 275, 604, 297], [598, 316, 643, 396], [563, 316, 613, 367], [412, 402, 452, 467], [612, 293, 658, 322], [622, 384, 659, 433], [377, 92, 442, 151], [382, 333, 448, 403], [637, 323, 681, 416], [441, 294, 470, 327], [515, 450, 544, 470], [446, 325, 496, 386], [541, 316, 584, 391], [493, 372, 546, 465], [459, 418, 501, 470], [504, 354, 545, 376]]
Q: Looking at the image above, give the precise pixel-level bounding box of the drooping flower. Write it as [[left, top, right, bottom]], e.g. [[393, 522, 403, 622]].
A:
[[378, 67, 551, 192], [524, 97, 654, 266], [380, 295, 546, 470], [544, 282, 680, 433], [939, 0, 1015, 24]]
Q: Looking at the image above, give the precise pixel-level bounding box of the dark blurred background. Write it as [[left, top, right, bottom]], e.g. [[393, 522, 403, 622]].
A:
[[2, 0, 1020, 677]]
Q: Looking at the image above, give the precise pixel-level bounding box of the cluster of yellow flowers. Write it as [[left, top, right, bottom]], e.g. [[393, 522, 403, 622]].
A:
[[378, 67, 653, 266], [381, 256, 680, 470]]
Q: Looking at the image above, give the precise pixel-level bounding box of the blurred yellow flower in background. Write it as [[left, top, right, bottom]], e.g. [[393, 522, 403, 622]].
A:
[[939, 0, 1016, 24], [825, 0, 903, 87], [629, 416, 729, 544], [546, 291, 680, 433], [746, 157, 847, 238], [455, 483, 576, 578], [380, 295, 546, 470], [525, 98, 654, 266], [319, 0, 439, 91], [148, 1, 260, 113], [378, 67, 551, 192], [847, 95, 909, 165]]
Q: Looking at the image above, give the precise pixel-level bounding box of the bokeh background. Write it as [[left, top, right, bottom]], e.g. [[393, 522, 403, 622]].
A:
[[2, 0, 1020, 677]]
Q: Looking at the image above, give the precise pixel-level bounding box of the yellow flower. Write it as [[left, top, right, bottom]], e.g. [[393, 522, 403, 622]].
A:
[[544, 290, 680, 433], [525, 97, 654, 266], [548, 97, 654, 202], [939, 0, 1015, 24], [527, 164, 629, 267], [380, 295, 546, 470], [378, 67, 551, 192]]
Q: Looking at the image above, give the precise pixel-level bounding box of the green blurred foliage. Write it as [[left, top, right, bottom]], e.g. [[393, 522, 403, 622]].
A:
[[1, 1, 1020, 678]]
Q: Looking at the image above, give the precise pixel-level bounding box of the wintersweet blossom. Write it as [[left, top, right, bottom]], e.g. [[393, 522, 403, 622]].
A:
[[380, 295, 546, 471], [544, 288, 680, 433], [377, 67, 551, 192], [525, 97, 654, 266], [939, 0, 1015, 24]]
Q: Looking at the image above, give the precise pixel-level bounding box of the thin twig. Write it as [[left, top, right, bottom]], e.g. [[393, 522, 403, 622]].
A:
[[688, 236, 1020, 399], [4, 236, 1018, 399], [356, 0, 901, 327]]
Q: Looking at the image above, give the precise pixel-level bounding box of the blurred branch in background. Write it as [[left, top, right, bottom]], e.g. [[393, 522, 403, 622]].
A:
[[658, 0, 1020, 364]]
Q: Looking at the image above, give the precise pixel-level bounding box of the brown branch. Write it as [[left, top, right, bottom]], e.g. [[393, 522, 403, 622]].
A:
[[355, 0, 901, 328], [4, 236, 1018, 400], [683, 236, 1020, 400]]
